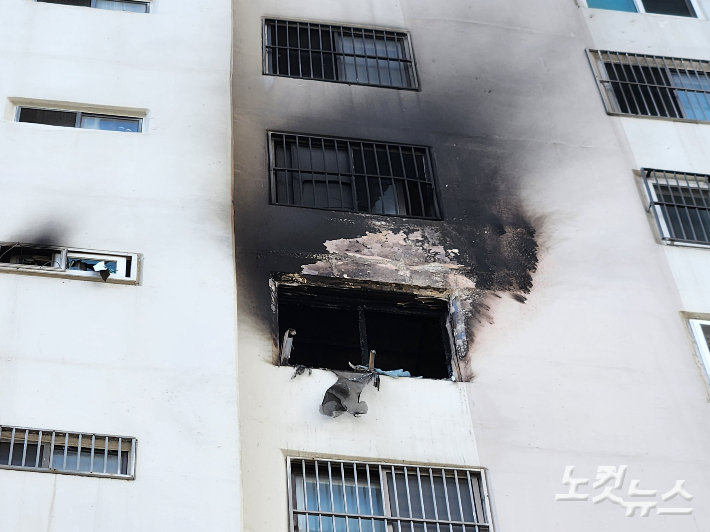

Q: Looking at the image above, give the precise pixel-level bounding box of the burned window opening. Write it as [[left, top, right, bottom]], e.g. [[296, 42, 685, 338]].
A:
[[277, 283, 453, 379]]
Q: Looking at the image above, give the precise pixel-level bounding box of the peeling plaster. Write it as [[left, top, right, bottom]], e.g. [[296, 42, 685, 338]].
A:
[[299, 218, 537, 370]]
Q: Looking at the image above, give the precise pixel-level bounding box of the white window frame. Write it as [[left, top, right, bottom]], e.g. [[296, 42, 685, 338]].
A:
[[35, 0, 151, 13], [0, 242, 140, 284], [579, 0, 703, 19], [689, 319, 710, 383], [15, 106, 143, 133]]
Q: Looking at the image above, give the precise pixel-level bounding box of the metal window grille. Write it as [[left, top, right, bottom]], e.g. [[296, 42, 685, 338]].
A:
[[287, 458, 493, 532], [643, 168, 710, 244], [588, 50, 710, 122], [270, 133, 441, 219], [0, 425, 136, 480], [264, 19, 418, 89]]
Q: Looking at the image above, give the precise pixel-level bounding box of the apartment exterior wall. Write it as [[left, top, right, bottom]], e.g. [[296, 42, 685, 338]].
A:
[[0, 1, 239, 531], [234, 0, 710, 531]]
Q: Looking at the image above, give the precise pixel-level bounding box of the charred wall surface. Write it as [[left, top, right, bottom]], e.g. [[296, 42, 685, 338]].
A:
[[231, 2, 591, 360]]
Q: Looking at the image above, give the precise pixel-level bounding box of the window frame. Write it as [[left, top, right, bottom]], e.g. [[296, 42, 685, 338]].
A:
[[267, 131, 443, 220], [640, 168, 710, 247], [286, 457, 494, 532], [16, 106, 143, 133], [0, 424, 136, 480], [580, 0, 700, 18], [0, 242, 140, 284], [36, 0, 150, 13], [587, 49, 710, 124], [262, 18, 420, 90]]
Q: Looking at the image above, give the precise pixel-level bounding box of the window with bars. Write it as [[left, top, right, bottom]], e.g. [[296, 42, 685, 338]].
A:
[[18, 107, 142, 132], [288, 458, 492, 532], [264, 20, 417, 89], [37, 0, 150, 13], [270, 133, 441, 219], [589, 50, 710, 122], [0, 425, 136, 479], [642, 169, 710, 244], [585, 0, 696, 17]]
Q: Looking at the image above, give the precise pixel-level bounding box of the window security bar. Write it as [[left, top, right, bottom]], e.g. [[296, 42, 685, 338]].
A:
[[588, 50, 710, 123], [264, 19, 418, 89], [270, 133, 441, 219], [37, 0, 150, 13], [0, 425, 136, 480], [287, 458, 493, 532], [642, 168, 710, 245]]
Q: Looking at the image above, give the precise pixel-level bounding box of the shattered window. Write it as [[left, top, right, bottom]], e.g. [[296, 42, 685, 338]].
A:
[[270, 133, 441, 219], [277, 284, 452, 379], [264, 20, 417, 89], [0, 242, 137, 283], [0, 244, 62, 268], [289, 458, 492, 532]]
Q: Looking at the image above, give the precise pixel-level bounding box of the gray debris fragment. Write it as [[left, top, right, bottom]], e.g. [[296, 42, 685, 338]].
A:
[[291, 364, 311, 379], [280, 328, 297, 365], [320, 371, 378, 418]]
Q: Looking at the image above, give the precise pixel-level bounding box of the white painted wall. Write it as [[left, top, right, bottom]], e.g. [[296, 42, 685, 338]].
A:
[[0, 1, 238, 531], [233, 2, 710, 532]]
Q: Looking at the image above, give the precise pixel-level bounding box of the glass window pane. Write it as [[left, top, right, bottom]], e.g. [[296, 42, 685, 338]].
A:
[[642, 0, 694, 17], [19, 108, 77, 128], [670, 71, 710, 121], [586, 0, 638, 11], [95, 0, 148, 12], [80, 115, 140, 132]]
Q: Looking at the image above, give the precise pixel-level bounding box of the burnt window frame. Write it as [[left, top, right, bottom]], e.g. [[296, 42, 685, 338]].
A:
[[16, 106, 143, 133], [268, 131, 443, 220], [588, 50, 710, 123], [262, 18, 420, 90], [641, 168, 710, 246], [273, 276, 461, 380]]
